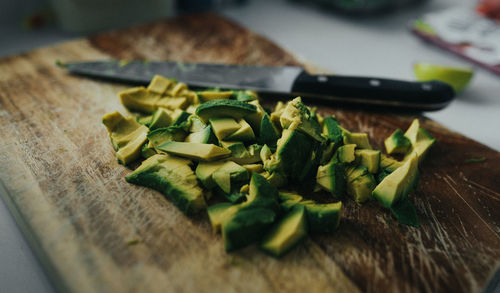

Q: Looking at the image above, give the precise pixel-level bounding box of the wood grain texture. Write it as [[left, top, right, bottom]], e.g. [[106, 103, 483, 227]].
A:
[[0, 13, 498, 293]]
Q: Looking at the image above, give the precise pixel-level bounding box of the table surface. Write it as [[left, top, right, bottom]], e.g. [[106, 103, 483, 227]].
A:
[[0, 0, 498, 292]]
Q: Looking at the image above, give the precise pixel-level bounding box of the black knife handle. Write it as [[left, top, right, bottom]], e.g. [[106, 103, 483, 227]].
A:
[[291, 71, 455, 110]]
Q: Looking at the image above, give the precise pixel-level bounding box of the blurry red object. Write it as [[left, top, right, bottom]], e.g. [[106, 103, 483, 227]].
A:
[[476, 0, 500, 21]]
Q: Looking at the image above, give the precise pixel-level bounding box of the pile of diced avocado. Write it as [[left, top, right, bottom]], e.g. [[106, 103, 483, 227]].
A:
[[102, 75, 436, 257]]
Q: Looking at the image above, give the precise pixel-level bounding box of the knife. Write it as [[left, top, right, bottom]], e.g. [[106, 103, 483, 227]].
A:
[[59, 60, 455, 111]]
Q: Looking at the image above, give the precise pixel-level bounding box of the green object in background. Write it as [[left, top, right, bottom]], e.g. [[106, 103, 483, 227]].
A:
[[414, 63, 474, 93]]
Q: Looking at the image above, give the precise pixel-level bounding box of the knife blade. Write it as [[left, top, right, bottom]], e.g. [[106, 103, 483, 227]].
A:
[[59, 60, 455, 111]]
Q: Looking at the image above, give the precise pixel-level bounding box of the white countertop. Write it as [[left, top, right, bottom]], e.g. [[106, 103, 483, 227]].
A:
[[0, 0, 498, 292]]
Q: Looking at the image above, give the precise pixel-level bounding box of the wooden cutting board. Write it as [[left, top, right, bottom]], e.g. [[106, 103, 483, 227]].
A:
[[0, 13, 499, 293]]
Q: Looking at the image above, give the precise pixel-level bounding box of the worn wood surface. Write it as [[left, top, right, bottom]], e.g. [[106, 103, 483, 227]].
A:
[[0, 13, 499, 293]]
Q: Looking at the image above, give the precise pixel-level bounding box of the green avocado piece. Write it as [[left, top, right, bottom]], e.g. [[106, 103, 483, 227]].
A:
[[347, 173, 376, 204], [280, 97, 325, 143], [379, 154, 403, 173], [185, 125, 217, 144], [125, 154, 206, 215], [278, 192, 303, 211], [209, 117, 241, 141], [373, 153, 419, 208], [404, 119, 436, 163], [157, 141, 231, 161], [225, 119, 256, 142], [234, 90, 258, 102], [147, 75, 174, 95], [343, 130, 372, 149], [258, 114, 280, 146], [354, 149, 381, 174], [207, 203, 240, 233], [345, 165, 369, 181], [195, 160, 227, 189], [322, 116, 343, 145], [302, 201, 342, 233], [149, 108, 172, 130], [336, 144, 356, 163], [384, 129, 411, 155], [244, 173, 280, 210], [141, 143, 157, 159], [260, 205, 308, 257], [213, 161, 249, 194], [136, 115, 153, 126], [195, 99, 257, 123], [171, 110, 191, 126], [147, 126, 187, 149], [274, 129, 315, 181], [222, 207, 277, 252], [225, 143, 261, 165], [198, 91, 234, 102], [119, 87, 161, 113], [102, 111, 149, 165], [316, 157, 345, 199]]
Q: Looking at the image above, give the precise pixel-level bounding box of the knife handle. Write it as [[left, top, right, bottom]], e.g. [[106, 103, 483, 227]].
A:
[[290, 71, 455, 110]]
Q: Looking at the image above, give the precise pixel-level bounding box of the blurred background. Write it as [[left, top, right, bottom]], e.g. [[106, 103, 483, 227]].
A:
[[0, 0, 499, 292]]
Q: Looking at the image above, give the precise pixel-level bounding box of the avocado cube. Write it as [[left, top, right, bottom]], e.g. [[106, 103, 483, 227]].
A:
[[404, 119, 436, 164], [207, 203, 239, 233], [258, 114, 280, 146], [147, 75, 173, 94], [222, 207, 277, 252], [196, 160, 227, 189], [198, 91, 234, 102], [212, 161, 249, 194], [355, 149, 381, 174], [276, 129, 315, 181], [125, 154, 206, 216], [343, 131, 372, 149], [373, 153, 419, 208], [337, 144, 356, 163], [149, 108, 172, 130], [384, 129, 411, 155], [185, 125, 217, 144], [225, 119, 256, 142], [322, 116, 343, 145], [210, 117, 241, 141], [119, 87, 161, 114], [195, 99, 257, 123], [279, 97, 325, 143], [316, 157, 345, 199], [260, 205, 308, 257], [346, 173, 376, 204], [302, 202, 342, 233]]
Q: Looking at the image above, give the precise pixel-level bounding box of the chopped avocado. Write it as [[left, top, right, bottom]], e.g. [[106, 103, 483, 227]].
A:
[[245, 173, 280, 209], [373, 153, 419, 208], [243, 100, 266, 135], [198, 91, 234, 102], [226, 143, 261, 165], [171, 110, 191, 126], [316, 157, 345, 199], [302, 202, 342, 233], [188, 116, 206, 132], [156, 96, 189, 110], [195, 99, 257, 123], [185, 125, 217, 144], [261, 170, 288, 188], [207, 203, 239, 233], [355, 149, 381, 174], [345, 165, 369, 181], [147, 75, 173, 94], [167, 82, 187, 96], [209, 117, 241, 141], [343, 130, 372, 149], [404, 119, 436, 163], [141, 143, 157, 159], [136, 115, 152, 126], [157, 141, 231, 161], [147, 126, 187, 149], [102, 111, 149, 165], [319, 142, 336, 165], [222, 208, 277, 252], [119, 87, 161, 113], [273, 129, 315, 181], [195, 160, 227, 189], [336, 144, 356, 163], [225, 119, 255, 142], [384, 129, 411, 155], [322, 116, 343, 145], [278, 192, 303, 212], [260, 205, 308, 257], [242, 164, 264, 173], [213, 161, 249, 194], [346, 173, 376, 204], [279, 97, 325, 143], [258, 114, 280, 146], [234, 90, 258, 102], [380, 154, 403, 173], [149, 108, 172, 130], [125, 154, 206, 215]]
